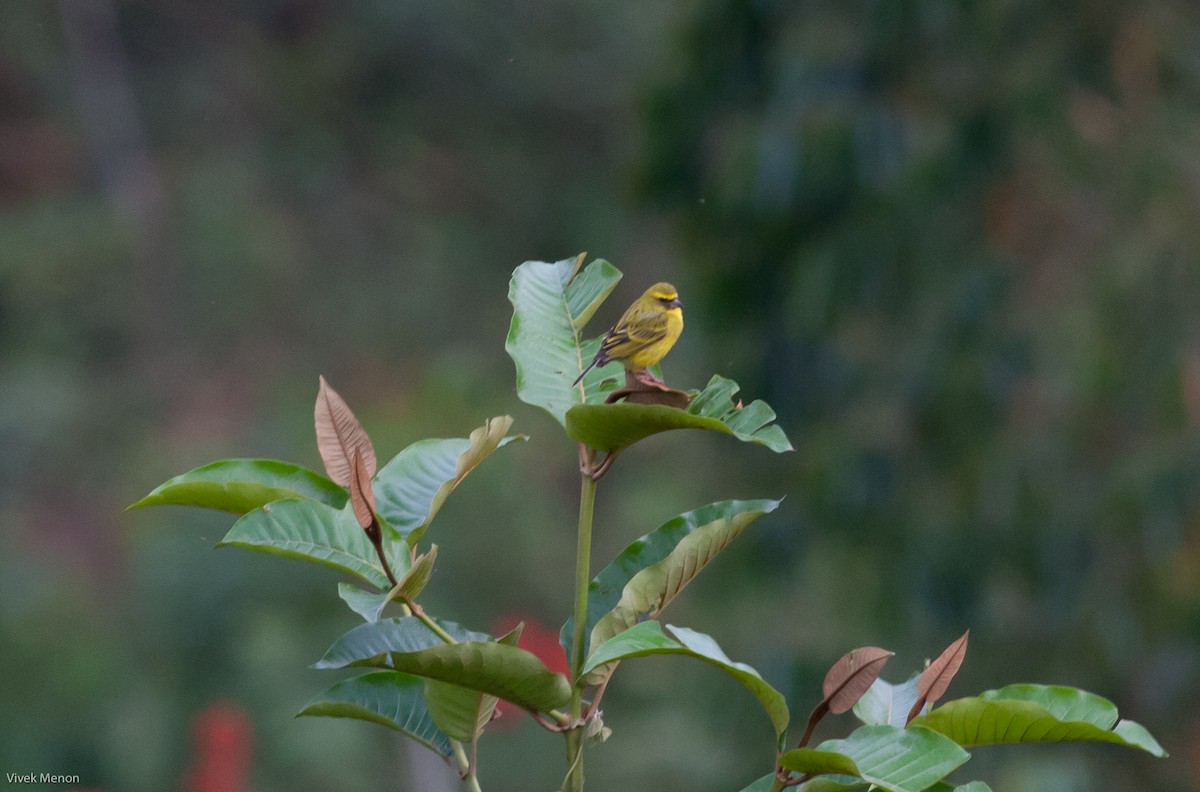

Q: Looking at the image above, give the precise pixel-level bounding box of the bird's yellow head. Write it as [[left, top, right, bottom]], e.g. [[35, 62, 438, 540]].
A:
[[643, 282, 683, 311]]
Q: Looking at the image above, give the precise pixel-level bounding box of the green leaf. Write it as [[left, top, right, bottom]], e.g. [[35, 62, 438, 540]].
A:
[[505, 256, 623, 426], [733, 775, 775, 792], [807, 725, 970, 792], [583, 499, 781, 681], [218, 500, 410, 589], [778, 748, 860, 776], [923, 783, 993, 792], [561, 498, 781, 660], [338, 583, 392, 623], [581, 621, 789, 738], [734, 775, 865, 792], [854, 674, 922, 727], [372, 417, 523, 546], [911, 684, 1167, 757], [316, 617, 489, 667], [335, 546, 438, 624], [316, 617, 571, 713], [297, 670, 452, 757], [565, 375, 793, 453], [423, 627, 520, 743], [129, 459, 347, 514]]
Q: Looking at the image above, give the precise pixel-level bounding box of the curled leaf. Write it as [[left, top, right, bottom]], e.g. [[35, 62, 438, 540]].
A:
[[907, 630, 969, 724], [396, 544, 438, 601], [349, 449, 376, 530], [314, 376, 377, 487]]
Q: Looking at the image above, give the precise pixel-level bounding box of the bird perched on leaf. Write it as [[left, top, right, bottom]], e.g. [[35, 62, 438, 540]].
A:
[[574, 282, 683, 386]]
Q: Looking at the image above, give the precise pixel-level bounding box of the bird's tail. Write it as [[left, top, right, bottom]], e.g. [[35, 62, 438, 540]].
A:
[[572, 359, 598, 386]]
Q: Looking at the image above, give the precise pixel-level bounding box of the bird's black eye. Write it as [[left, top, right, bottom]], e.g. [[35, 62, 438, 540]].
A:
[[658, 296, 673, 304]]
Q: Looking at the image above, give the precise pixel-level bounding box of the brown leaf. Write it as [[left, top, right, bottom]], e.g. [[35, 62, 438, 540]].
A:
[[349, 449, 376, 530], [605, 369, 693, 408], [822, 646, 893, 714], [906, 630, 970, 724], [314, 376, 377, 487], [797, 646, 893, 748]]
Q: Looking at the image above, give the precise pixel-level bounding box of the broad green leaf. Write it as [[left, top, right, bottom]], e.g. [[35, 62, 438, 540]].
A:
[[505, 256, 623, 426], [736, 774, 864, 792], [581, 621, 789, 738], [423, 627, 521, 742], [912, 684, 1167, 757], [777, 748, 860, 776], [297, 670, 451, 757], [219, 500, 410, 589], [854, 674, 922, 727], [129, 459, 347, 514], [316, 617, 489, 667], [561, 498, 780, 660], [923, 783, 993, 792], [584, 500, 781, 681], [566, 375, 792, 453], [808, 725, 970, 792], [734, 775, 775, 792], [338, 583, 392, 623], [316, 617, 570, 713], [372, 417, 523, 546]]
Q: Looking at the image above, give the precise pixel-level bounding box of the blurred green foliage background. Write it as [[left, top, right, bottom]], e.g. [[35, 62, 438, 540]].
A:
[[2, 1, 1198, 790]]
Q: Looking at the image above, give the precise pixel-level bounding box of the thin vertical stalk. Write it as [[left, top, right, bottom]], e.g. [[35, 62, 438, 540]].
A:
[[564, 471, 598, 791]]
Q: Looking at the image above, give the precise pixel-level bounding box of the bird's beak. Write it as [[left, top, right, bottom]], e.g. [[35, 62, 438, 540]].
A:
[[669, 297, 682, 309]]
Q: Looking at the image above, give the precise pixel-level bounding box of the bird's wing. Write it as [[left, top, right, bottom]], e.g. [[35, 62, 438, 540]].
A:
[[598, 310, 666, 362]]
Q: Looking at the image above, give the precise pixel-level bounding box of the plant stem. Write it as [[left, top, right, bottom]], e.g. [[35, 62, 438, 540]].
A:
[[767, 777, 788, 792], [410, 600, 457, 644], [452, 740, 482, 792], [565, 471, 598, 792]]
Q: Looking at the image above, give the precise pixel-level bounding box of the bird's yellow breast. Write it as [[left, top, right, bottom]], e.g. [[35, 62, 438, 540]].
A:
[[623, 305, 682, 370]]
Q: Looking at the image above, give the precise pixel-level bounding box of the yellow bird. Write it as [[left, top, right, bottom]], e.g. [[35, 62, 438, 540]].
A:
[[573, 282, 684, 385]]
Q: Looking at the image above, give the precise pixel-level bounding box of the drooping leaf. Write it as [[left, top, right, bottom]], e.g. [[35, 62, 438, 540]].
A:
[[566, 375, 792, 453], [314, 376, 377, 487], [506, 256, 623, 426], [853, 674, 922, 727], [907, 631, 969, 723], [911, 684, 1167, 757], [581, 621, 789, 738], [297, 670, 452, 757], [582, 500, 782, 682], [559, 499, 777, 657], [336, 546, 439, 623], [338, 583, 393, 623], [372, 417, 523, 546], [219, 500, 409, 589], [793, 725, 970, 792], [423, 626, 521, 743], [561, 499, 781, 659], [798, 646, 894, 747], [316, 617, 571, 713], [128, 459, 347, 514]]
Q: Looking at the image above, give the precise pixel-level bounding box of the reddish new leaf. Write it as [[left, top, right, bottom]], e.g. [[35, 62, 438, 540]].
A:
[[349, 449, 376, 530], [907, 630, 970, 724], [823, 646, 893, 714], [314, 376, 377, 487], [798, 646, 893, 748]]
